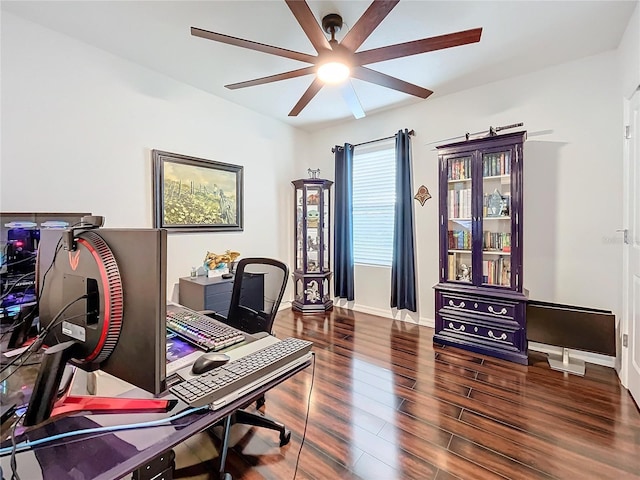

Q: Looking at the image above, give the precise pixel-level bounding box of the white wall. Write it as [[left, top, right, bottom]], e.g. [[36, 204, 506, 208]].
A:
[[0, 13, 308, 300], [307, 51, 624, 326], [618, 2, 640, 99]]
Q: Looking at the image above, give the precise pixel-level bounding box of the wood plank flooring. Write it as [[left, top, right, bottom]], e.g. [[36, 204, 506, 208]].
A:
[[173, 307, 640, 480]]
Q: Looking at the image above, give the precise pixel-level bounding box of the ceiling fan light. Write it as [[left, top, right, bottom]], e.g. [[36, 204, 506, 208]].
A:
[[317, 62, 350, 84]]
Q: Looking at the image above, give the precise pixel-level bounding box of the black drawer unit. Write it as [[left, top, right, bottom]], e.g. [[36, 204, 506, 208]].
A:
[[434, 286, 528, 365], [179, 275, 264, 318]]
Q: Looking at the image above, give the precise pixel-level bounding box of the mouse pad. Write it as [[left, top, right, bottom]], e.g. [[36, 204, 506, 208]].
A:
[[166, 332, 199, 364]]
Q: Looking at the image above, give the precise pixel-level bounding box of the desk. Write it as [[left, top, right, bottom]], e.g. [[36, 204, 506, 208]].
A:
[[0, 336, 311, 480]]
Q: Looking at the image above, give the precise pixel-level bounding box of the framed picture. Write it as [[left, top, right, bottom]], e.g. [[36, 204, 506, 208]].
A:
[[152, 150, 243, 232]]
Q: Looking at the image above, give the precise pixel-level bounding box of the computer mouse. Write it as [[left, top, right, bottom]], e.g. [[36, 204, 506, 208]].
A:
[[191, 352, 230, 375]]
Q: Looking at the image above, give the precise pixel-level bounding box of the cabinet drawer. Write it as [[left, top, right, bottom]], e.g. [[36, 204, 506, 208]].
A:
[[204, 297, 231, 313], [205, 289, 234, 306], [204, 282, 233, 295], [441, 315, 519, 348], [441, 293, 515, 319]]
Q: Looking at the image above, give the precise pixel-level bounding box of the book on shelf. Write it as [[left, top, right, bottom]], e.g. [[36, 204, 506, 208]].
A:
[[449, 187, 472, 219], [448, 230, 471, 250], [448, 157, 472, 181], [482, 151, 511, 177], [482, 257, 511, 286], [448, 253, 455, 281], [501, 260, 511, 286], [482, 231, 511, 251]]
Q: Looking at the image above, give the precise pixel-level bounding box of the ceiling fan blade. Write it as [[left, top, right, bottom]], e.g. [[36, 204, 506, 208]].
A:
[[340, 81, 365, 119], [225, 66, 316, 90], [351, 66, 433, 98], [355, 28, 483, 65], [340, 0, 399, 52], [289, 78, 323, 116], [285, 0, 331, 53], [191, 27, 316, 64]]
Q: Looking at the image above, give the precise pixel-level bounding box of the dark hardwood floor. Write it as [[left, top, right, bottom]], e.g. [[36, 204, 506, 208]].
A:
[[174, 307, 640, 480]]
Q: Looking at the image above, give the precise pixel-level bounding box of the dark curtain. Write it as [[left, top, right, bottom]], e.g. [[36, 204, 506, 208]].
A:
[[391, 130, 417, 311], [334, 143, 355, 301]]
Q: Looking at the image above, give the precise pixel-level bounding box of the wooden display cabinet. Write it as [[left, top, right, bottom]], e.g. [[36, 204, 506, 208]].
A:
[[433, 131, 528, 364], [292, 178, 333, 313]]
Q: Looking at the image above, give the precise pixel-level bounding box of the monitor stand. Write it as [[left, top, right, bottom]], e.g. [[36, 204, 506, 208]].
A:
[[7, 303, 38, 349], [546, 347, 586, 376], [24, 341, 176, 427]]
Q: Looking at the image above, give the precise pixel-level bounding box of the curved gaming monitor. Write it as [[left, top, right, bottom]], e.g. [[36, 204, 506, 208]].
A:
[[24, 224, 171, 426]]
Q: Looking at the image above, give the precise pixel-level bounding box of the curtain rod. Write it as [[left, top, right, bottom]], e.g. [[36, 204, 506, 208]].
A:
[[331, 129, 415, 153]]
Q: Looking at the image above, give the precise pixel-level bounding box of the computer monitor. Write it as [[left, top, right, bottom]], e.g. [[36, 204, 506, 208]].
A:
[[0, 212, 89, 323], [24, 225, 171, 426], [1, 224, 39, 321]]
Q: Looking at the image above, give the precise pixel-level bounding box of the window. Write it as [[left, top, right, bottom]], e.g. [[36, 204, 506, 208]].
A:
[[352, 140, 396, 266]]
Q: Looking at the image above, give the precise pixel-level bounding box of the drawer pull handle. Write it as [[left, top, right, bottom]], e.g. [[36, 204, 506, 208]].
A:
[[488, 306, 507, 315], [448, 300, 466, 308], [448, 322, 465, 332], [488, 330, 507, 340]]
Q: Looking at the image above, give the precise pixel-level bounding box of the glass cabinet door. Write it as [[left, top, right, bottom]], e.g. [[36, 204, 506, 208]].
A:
[[445, 155, 473, 283], [480, 149, 512, 287], [322, 188, 330, 272], [305, 186, 321, 272], [295, 188, 304, 271], [443, 149, 515, 289]]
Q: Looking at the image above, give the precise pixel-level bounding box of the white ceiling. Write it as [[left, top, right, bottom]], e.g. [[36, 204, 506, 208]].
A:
[[2, 1, 636, 132]]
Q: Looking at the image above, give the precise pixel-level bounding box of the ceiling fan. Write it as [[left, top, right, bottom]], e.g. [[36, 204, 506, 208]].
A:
[[191, 0, 482, 118]]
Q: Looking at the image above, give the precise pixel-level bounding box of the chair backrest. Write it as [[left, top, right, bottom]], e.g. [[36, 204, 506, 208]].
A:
[[225, 257, 289, 335]]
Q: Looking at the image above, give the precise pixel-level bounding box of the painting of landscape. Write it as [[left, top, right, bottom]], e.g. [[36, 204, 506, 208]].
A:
[[153, 151, 243, 232]]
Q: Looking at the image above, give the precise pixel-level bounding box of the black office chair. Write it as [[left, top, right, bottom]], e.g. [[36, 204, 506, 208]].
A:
[[175, 258, 291, 480], [221, 257, 289, 337], [206, 257, 291, 444]]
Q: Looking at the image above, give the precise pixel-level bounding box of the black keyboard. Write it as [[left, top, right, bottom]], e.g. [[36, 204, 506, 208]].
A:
[[170, 337, 313, 408], [166, 304, 245, 351]]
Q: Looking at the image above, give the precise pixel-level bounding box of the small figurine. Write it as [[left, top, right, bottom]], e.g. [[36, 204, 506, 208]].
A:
[[307, 235, 319, 251], [458, 263, 471, 281], [499, 195, 510, 216], [304, 280, 321, 302], [204, 250, 241, 271], [307, 210, 319, 227]]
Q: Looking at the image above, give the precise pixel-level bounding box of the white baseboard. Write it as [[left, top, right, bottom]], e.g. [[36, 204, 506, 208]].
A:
[[332, 300, 435, 328], [278, 299, 292, 311], [528, 341, 616, 369]]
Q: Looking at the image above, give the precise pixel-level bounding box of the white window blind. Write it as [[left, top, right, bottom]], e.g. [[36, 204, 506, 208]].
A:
[[352, 139, 396, 266]]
